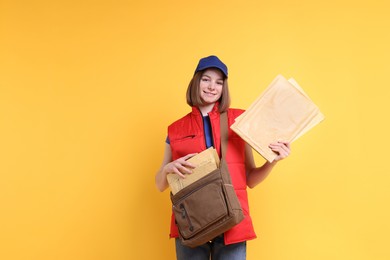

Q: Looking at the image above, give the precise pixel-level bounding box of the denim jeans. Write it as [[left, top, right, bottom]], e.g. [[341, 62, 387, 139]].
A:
[[175, 235, 246, 260]]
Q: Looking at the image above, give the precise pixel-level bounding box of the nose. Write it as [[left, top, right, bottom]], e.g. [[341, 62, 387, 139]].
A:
[[208, 81, 216, 90]]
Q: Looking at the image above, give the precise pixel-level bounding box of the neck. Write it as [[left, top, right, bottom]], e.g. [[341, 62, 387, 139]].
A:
[[198, 103, 215, 116]]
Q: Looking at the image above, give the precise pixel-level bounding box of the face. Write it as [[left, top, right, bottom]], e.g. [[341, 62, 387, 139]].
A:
[[199, 68, 224, 106]]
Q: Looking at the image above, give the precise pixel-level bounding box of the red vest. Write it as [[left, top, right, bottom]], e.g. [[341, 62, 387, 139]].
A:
[[167, 104, 257, 245]]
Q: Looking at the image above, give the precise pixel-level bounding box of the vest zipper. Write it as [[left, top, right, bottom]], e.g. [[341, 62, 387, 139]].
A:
[[200, 113, 207, 150]]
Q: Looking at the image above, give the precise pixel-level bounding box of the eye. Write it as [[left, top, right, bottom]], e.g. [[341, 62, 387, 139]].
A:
[[217, 81, 223, 85], [201, 78, 209, 82]]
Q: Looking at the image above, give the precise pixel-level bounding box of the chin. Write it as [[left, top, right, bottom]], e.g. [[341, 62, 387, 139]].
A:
[[202, 99, 217, 105]]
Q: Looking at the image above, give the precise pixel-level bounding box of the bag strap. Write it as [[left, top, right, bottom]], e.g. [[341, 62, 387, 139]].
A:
[[220, 112, 228, 160], [219, 112, 234, 185]]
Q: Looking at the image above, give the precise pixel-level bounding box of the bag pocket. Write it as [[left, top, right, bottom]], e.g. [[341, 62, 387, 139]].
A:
[[222, 183, 244, 223], [172, 173, 228, 239]]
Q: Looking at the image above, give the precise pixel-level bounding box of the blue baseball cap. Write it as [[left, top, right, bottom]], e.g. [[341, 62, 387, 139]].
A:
[[194, 55, 228, 78]]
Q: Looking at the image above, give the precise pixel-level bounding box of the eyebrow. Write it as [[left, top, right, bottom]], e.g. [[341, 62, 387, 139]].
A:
[[201, 74, 223, 81]]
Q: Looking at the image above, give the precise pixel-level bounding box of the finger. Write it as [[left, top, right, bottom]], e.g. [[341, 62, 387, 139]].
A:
[[174, 159, 195, 169], [269, 142, 290, 154], [269, 146, 289, 158], [278, 144, 290, 155], [180, 153, 198, 168], [273, 151, 287, 161], [268, 144, 284, 151], [270, 141, 289, 145], [172, 161, 193, 173], [178, 164, 194, 175], [182, 161, 196, 169], [182, 153, 198, 160], [172, 168, 186, 179], [278, 141, 291, 151]]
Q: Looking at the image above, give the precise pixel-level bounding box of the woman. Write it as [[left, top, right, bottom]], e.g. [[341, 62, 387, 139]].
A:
[[155, 55, 290, 260]]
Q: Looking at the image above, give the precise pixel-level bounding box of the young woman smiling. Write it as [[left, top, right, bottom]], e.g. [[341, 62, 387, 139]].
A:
[[155, 55, 291, 260]]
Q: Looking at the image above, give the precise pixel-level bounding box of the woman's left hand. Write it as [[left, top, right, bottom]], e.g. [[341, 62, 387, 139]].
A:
[[269, 141, 291, 162]]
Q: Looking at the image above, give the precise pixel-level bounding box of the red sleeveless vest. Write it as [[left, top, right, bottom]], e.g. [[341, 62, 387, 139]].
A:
[[167, 104, 257, 245]]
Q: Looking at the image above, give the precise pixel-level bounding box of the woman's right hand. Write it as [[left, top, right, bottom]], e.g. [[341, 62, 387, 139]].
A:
[[163, 153, 197, 178]]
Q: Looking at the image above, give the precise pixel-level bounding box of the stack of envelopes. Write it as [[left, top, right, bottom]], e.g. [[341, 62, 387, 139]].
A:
[[167, 147, 220, 195], [231, 75, 324, 162]]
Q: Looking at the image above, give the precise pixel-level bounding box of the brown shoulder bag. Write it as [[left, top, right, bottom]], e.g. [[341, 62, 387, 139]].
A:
[[170, 112, 244, 248]]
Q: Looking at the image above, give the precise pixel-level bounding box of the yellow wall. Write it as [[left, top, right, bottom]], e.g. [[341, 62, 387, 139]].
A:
[[1, 0, 389, 259]]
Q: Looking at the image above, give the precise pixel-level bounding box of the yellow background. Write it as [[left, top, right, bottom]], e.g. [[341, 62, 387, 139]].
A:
[[1, 0, 389, 259]]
